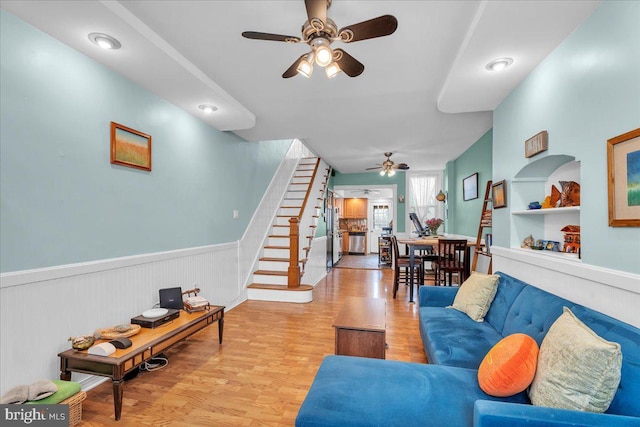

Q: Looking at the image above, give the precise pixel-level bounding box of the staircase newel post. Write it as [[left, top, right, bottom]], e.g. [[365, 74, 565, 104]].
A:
[[288, 217, 301, 288]]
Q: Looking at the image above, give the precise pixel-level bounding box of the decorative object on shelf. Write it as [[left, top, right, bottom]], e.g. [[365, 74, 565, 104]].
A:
[[522, 234, 534, 249], [425, 218, 444, 235], [559, 181, 581, 207], [68, 335, 95, 351], [533, 239, 544, 250], [97, 324, 141, 340], [542, 240, 561, 251], [607, 127, 640, 227], [463, 172, 479, 201], [528, 201, 542, 210], [110, 121, 152, 171], [524, 130, 548, 158], [541, 184, 562, 208], [491, 180, 507, 209], [436, 190, 447, 202], [561, 225, 581, 254]]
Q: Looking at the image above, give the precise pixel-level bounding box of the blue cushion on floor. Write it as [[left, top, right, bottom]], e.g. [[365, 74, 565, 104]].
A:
[[295, 355, 529, 427]]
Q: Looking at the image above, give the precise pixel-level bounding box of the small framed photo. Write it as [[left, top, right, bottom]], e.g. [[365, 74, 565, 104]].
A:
[[463, 173, 478, 201], [491, 180, 507, 209], [607, 127, 640, 226], [111, 122, 152, 171]]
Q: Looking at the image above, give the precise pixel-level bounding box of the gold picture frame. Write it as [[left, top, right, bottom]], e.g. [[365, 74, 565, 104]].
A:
[[607, 127, 640, 227], [110, 122, 152, 171], [491, 180, 507, 209]]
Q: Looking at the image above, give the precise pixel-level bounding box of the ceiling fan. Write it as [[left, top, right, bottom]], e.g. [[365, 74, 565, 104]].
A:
[[366, 152, 409, 176], [242, 0, 398, 79]]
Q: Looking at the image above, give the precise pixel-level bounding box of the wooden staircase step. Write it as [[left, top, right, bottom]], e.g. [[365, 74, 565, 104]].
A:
[[264, 245, 289, 249], [259, 257, 295, 262], [253, 270, 288, 276], [248, 283, 314, 291]]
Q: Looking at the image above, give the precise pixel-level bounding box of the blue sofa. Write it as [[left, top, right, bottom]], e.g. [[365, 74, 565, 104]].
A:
[[295, 272, 640, 426]]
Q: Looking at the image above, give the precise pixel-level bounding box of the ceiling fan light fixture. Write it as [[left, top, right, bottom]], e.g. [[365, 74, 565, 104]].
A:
[[486, 57, 513, 72], [379, 169, 386, 176], [297, 60, 313, 78], [388, 169, 396, 177], [312, 39, 333, 67], [325, 62, 341, 78], [88, 32, 121, 50]]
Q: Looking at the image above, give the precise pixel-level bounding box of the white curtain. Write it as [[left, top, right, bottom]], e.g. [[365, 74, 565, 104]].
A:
[[408, 172, 443, 225]]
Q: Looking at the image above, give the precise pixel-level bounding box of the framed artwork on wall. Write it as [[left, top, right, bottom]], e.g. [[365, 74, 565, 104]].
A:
[[607, 127, 640, 226], [463, 173, 478, 201], [492, 180, 507, 209], [110, 122, 152, 171]]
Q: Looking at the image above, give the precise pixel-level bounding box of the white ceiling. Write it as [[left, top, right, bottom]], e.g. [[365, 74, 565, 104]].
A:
[[1, 0, 601, 173]]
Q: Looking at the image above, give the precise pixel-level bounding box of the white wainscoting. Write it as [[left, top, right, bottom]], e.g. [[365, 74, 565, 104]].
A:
[[492, 246, 640, 328], [0, 243, 240, 395], [304, 236, 329, 287]]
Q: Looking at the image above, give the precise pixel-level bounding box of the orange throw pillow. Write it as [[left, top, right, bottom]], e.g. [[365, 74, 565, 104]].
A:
[[478, 333, 539, 397]]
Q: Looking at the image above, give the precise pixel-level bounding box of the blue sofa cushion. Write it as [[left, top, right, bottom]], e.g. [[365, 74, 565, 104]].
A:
[[295, 356, 529, 427], [484, 274, 527, 333], [420, 307, 503, 369], [501, 286, 572, 346]]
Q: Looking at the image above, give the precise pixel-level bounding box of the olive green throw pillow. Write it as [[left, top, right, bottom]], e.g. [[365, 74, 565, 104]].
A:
[[528, 307, 622, 413], [447, 272, 499, 322]]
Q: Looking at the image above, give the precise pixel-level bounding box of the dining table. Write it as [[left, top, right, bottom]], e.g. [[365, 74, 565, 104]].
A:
[[397, 235, 479, 303]]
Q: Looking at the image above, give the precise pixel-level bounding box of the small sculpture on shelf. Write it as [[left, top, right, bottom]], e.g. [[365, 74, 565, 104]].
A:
[[559, 181, 581, 207], [541, 185, 562, 208], [522, 234, 535, 249], [561, 225, 581, 253]]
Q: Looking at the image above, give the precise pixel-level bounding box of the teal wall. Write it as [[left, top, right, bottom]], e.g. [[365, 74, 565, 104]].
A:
[[492, 0, 640, 273], [445, 129, 493, 237], [0, 11, 292, 273], [332, 171, 406, 231]]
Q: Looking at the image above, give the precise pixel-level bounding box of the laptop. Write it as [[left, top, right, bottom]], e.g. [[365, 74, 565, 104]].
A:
[[159, 287, 183, 310]]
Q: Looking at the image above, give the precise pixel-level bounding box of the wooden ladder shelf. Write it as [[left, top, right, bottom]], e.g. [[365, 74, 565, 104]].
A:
[[472, 180, 493, 273]]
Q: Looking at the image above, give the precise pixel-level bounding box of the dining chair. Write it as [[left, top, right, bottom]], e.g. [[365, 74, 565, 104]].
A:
[[435, 239, 468, 286], [418, 245, 439, 284], [391, 236, 422, 298]]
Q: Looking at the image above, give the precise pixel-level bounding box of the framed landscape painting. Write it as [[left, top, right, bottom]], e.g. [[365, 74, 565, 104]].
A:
[[110, 122, 152, 171], [607, 127, 640, 226], [492, 180, 507, 209], [463, 173, 478, 201]]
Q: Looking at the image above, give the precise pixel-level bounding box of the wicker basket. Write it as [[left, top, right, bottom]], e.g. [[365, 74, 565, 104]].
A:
[[61, 391, 86, 426]]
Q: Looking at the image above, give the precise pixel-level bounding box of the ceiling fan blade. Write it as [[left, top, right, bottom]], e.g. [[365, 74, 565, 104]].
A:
[[394, 163, 410, 170], [365, 167, 381, 170], [338, 15, 398, 43], [333, 49, 364, 77], [282, 54, 308, 78], [305, 0, 327, 28], [242, 31, 301, 43]]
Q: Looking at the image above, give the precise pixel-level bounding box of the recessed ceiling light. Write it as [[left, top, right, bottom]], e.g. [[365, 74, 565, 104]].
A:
[[199, 104, 218, 114], [88, 33, 121, 50], [486, 57, 513, 72]]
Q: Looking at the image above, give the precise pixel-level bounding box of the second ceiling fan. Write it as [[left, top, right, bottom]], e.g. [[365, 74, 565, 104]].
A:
[[242, 0, 398, 79]]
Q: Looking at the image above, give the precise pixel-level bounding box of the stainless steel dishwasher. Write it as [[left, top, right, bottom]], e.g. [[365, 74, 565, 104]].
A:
[[348, 232, 366, 255]]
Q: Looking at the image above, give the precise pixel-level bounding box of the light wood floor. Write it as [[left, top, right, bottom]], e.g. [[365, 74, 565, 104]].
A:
[[80, 267, 427, 426]]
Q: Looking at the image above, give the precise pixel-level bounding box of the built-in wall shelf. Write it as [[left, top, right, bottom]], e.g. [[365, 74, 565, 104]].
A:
[[508, 247, 582, 263], [512, 206, 580, 215]]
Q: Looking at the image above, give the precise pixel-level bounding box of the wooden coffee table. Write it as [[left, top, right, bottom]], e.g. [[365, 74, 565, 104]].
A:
[[333, 297, 386, 359], [59, 306, 224, 421]]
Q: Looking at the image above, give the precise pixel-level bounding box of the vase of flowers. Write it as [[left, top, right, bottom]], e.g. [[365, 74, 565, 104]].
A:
[[425, 218, 444, 235]]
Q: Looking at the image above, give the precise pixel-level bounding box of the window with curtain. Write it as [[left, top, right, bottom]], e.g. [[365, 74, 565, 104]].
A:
[[408, 172, 443, 227]]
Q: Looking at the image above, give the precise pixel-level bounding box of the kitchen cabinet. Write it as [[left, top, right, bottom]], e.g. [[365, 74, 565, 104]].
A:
[[344, 198, 368, 218], [342, 231, 350, 253], [334, 198, 344, 217]]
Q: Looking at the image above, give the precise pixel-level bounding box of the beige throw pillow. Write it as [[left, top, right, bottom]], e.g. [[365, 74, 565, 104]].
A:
[[447, 272, 499, 322], [528, 307, 622, 413]]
